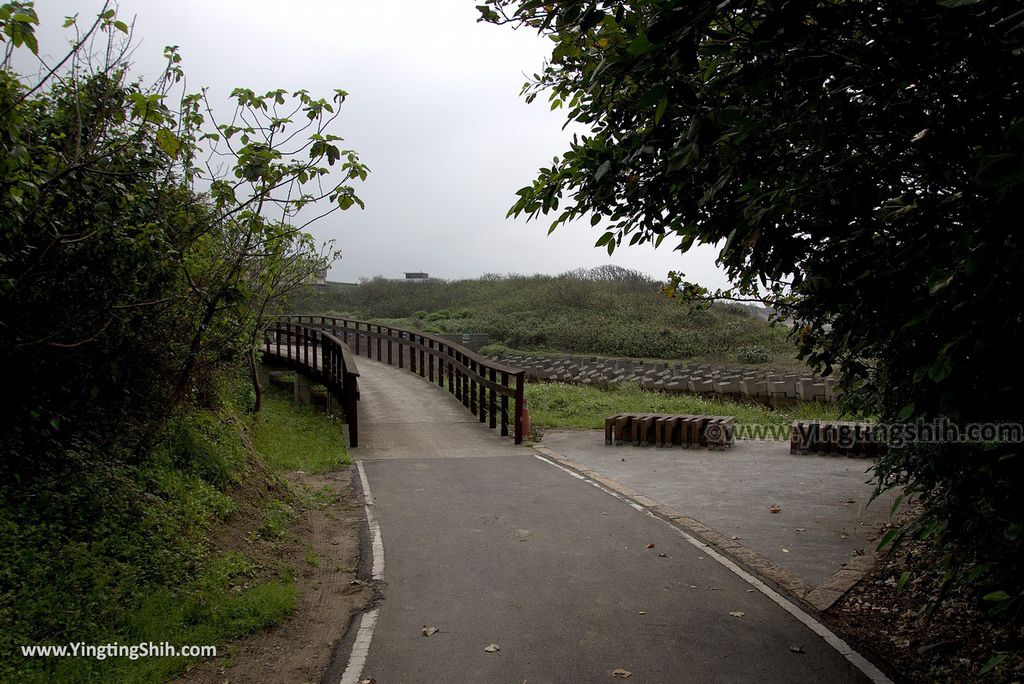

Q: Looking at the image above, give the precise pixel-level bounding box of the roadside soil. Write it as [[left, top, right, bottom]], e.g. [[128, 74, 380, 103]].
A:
[[827, 515, 1023, 683], [177, 465, 371, 684]]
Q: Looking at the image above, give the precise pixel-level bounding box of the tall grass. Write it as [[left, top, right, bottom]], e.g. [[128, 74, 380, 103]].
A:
[[251, 388, 349, 473]]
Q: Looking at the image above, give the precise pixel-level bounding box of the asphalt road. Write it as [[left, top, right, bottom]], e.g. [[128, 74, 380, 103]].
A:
[[346, 361, 879, 684]]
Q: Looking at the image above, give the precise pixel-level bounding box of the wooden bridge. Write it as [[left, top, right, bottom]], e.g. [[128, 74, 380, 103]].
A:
[[260, 316, 526, 448]]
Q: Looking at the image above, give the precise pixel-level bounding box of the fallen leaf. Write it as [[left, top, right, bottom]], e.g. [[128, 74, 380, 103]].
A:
[[782, 548, 790, 553], [484, 644, 500, 653], [657, 553, 668, 558], [729, 611, 745, 618], [422, 626, 439, 637], [646, 543, 656, 549], [638, 611, 646, 615], [730, 535, 741, 540], [746, 589, 754, 593], [769, 505, 782, 514], [789, 645, 806, 654], [612, 668, 632, 679], [839, 533, 849, 539], [796, 528, 806, 532], [844, 499, 856, 504]]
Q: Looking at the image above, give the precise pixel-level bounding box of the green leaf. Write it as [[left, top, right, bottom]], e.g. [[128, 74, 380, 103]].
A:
[[654, 96, 668, 124], [928, 357, 953, 383], [155, 128, 180, 158], [896, 570, 911, 594], [982, 590, 1010, 602], [626, 34, 652, 56], [979, 654, 1006, 675], [876, 527, 901, 551], [896, 402, 915, 421]]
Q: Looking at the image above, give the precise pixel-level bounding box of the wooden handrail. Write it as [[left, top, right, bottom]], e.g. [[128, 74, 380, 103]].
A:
[[280, 315, 526, 444], [261, 320, 360, 447]]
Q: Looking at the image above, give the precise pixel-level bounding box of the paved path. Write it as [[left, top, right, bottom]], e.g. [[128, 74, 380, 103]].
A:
[[342, 360, 884, 683], [539, 430, 897, 588]]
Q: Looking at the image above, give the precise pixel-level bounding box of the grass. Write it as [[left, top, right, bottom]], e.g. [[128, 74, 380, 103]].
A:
[[1, 375, 351, 683], [251, 388, 349, 473], [526, 381, 843, 438]]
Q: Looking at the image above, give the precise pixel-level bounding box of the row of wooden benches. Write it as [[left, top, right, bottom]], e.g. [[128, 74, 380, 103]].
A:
[[789, 420, 883, 457], [605, 414, 736, 449]]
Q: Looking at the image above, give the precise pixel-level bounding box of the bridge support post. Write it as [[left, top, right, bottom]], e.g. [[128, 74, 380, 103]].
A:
[[294, 373, 313, 406]]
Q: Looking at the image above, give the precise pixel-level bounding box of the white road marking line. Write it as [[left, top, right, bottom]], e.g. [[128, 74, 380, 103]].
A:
[[338, 608, 379, 684], [357, 461, 385, 580], [532, 453, 893, 684], [337, 462, 386, 684]]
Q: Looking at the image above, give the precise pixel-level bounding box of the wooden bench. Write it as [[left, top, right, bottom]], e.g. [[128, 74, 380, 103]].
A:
[[605, 414, 735, 450]]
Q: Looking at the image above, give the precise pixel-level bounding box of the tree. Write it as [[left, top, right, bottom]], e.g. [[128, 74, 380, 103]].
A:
[[0, 2, 367, 466], [481, 0, 1024, 610]]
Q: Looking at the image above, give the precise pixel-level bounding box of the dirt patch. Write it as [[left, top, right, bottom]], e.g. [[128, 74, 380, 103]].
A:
[[177, 467, 371, 684], [826, 515, 1023, 682]]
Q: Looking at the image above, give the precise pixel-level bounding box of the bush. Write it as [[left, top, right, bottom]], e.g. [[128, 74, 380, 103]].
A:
[[309, 269, 800, 367], [735, 345, 772, 365]]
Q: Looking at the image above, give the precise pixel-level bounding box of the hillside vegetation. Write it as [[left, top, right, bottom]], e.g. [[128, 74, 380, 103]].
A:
[[0, 376, 350, 682], [306, 267, 801, 368]]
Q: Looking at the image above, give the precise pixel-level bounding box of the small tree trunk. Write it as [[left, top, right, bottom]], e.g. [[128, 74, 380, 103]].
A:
[[248, 347, 263, 413]]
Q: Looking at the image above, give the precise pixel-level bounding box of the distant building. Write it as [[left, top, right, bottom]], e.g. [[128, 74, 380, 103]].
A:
[[404, 271, 429, 281]]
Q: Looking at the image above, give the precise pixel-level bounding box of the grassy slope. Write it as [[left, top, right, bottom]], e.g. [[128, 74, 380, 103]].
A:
[[252, 389, 348, 474], [1, 380, 349, 683], [527, 381, 842, 438], [298, 268, 804, 369]]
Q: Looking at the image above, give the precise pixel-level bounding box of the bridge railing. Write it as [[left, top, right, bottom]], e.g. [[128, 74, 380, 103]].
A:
[[280, 315, 526, 444], [262, 320, 360, 447]]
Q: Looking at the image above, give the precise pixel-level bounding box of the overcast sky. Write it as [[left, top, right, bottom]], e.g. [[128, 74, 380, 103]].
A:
[[29, 1, 729, 288]]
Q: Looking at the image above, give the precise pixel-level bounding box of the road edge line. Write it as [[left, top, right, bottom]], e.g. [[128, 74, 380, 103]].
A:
[[334, 462, 384, 684]]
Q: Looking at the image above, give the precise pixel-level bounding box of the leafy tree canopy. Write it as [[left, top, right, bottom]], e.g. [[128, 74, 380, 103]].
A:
[[0, 1, 368, 463], [481, 0, 1024, 611]]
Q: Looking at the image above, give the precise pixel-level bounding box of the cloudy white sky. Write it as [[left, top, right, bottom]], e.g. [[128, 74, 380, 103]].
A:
[[29, 1, 729, 288]]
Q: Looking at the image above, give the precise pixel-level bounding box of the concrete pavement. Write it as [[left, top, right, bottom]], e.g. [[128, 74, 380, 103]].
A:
[[338, 360, 887, 683], [538, 430, 898, 589]]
